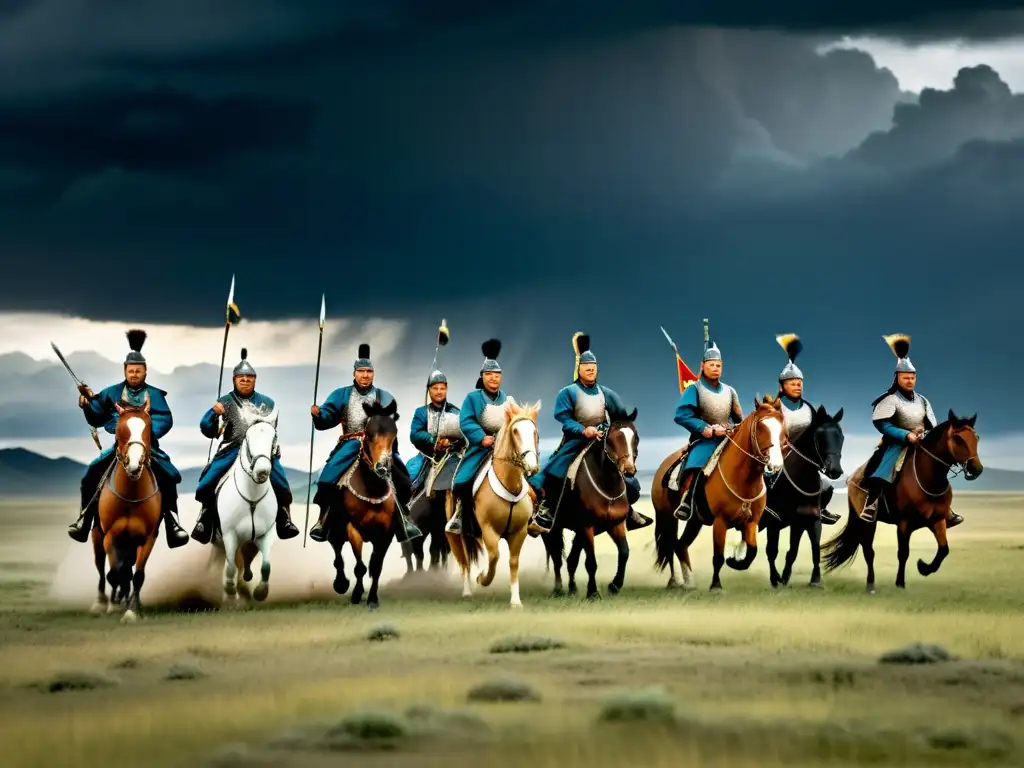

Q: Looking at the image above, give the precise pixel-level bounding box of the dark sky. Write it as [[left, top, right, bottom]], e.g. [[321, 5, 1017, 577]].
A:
[[2, 1, 1023, 440]]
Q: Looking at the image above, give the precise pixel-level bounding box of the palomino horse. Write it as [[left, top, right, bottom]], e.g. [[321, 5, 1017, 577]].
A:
[[652, 395, 786, 591], [759, 405, 845, 588], [325, 399, 402, 609], [89, 398, 162, 623], [445, 398, 541, 608], [210, 407, 281, 604], [541, 411, 640, 600], [822, 410, 982, 593]]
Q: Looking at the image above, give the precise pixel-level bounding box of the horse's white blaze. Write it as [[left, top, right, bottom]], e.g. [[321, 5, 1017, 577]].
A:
[[125, 417, 146, 472], [764, 417, 784, 472], [512, 420, 539, 473], [620, 427, 636, 459]]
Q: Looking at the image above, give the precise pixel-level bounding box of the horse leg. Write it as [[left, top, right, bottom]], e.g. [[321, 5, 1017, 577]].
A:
[[766, 524, 782, 588], [328, 527, 351, 595], [542, 531, 565, 596], [678, 518, 701, 589], [123, 530, 158, 624], [508, 526, 528, 609], [808, 519, 823, 587], [90, 525, 108, 615], [365, 536, 391, 609], [444, 493, 473, 597], [580, 527, 600, 601], [726, 519, 759, 571], [566, 532, 583, 596], [253, 530, 275, 602], [349, 526, 367, 605], [475, 523, 501, 588], [104, 530, 126, 614], [781, 522, 802, 586], [917, 518, 949, 578], [710, 517, 727, 591], [221, 530, 240, 601], [863, 521, 878, 595], [606, 521, 629, 595]]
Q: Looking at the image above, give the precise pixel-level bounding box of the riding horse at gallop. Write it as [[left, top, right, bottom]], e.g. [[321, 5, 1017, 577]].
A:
[[88, 398, 163, 623], [652, 395, 787, 591], [540, 413, 641, 600]]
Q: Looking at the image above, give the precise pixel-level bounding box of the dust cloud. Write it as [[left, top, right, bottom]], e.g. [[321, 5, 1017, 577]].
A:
[[47, 497, 555, 610]]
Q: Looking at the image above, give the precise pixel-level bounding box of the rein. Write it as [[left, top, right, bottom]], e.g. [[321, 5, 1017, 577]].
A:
[[712, 414, 777, 516], [911, 425, 979, 497], [582, 428, 628, 503], [106, 462, 161, 505]]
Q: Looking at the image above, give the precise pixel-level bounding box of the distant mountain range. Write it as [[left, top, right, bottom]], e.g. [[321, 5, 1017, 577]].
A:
[[0, 447, 312, 499]]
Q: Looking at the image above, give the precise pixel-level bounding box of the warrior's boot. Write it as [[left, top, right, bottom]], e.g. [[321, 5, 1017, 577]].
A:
[[68, 503, 95, 543], [947, 510, 964, 528], [820, 508, 842, 525], [394, 504, 423, 544], [308, 507, 330, 543], [859, 480, 883, 523], [276, 505, 300, 540], [626, 506, 653, 530], [528, 478, 562, 536], [445, 490, 471, 535], [672, 471, 698, 521], [191, 496, 219, 544], [162, 505, 190, 549]]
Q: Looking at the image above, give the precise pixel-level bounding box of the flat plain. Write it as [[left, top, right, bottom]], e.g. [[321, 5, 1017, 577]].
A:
[[1, 494, 1023, 768]]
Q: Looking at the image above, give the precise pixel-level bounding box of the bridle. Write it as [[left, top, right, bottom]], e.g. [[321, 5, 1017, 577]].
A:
[[239, 421, 277, 483], [780, 422, 842, 497], [583, 423, 635, 503], [713, 410, 782, 516], [911, 424, 980, 497], [493, 415, 538, 473]]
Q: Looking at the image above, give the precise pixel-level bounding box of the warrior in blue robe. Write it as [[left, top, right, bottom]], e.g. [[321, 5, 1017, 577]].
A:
[[775, 334, 841, 525], [860, 335, 963, 527], [672, 324, 744, 521], [444, 339, 509, 535], [307, 343, 421, 544], [190, 348, 300, 544], [408, 369, 465, 501], [67, 329, 190, 548], [527, 332, 649, 535]]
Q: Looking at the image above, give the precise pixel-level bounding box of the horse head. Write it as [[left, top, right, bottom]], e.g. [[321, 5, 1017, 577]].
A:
[[243, 405, 279, 484], [114, 396, 152, 480], [810, 405, 845, 480], [606, 406, 639, 477], [362, 399, 399, 479], [944, 409, 983, 480], [749, 394, 786, 474], [501, 397, 542, 476]]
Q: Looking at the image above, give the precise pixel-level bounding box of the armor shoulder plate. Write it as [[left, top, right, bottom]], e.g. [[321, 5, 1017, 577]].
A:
[[919, 394, 937, 428], [872, 393, 898, 421]]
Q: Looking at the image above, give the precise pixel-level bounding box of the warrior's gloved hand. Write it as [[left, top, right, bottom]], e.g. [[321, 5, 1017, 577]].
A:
[[482, 436, 495, 448], [212, 402, 226, 415], [711, 425, 728, 437], [583, 426, 600, 439], [310, 405, 320, 417]]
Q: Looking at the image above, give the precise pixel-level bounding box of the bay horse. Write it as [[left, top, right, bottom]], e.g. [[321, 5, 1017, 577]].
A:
[[652, 395, 786, 591], [760, 405, 845, 588], [541, 411, 640, 600], [822, 410, 982, 593], [210, 409, 281, 604], [445, 398, 541, 608], [325, 399, 402, 609], [89, 398, 162, 623]]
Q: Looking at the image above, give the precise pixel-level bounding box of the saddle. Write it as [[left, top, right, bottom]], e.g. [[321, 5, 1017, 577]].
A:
[[566, 442, 596, 490], [662, 445, 691, 490]]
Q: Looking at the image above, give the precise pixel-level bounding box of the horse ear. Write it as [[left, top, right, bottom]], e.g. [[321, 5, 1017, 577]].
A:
[[967, 413, 977, 427], [530, 400, 542, 419], [362, 401, 375, 417], [948, 408, 958, 424], [385, 399, 398, 416], [833, 407, 843, 423], [627, 406, 638, 421], [753, 395, 760, 410]]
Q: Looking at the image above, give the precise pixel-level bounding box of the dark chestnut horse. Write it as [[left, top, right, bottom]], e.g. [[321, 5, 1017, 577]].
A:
[[822, 410, 982, 593], [760, 405, 845, 588], [324, 400, 402, 609], [541, 411, 640, 600], [400, 447, 457, 576], [89, 398, 163, 623], [652, 395, 786, 591]]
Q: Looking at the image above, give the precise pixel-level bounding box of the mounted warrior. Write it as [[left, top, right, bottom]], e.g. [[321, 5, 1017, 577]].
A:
[[672, 320, 744, 521], [190, 348, 300, 544], [860, 335, 964, 528], [307, 343, 421, 544], [774, 334, 841, 525], [67, 329, 190, 548], [527, 332, 650, 536]]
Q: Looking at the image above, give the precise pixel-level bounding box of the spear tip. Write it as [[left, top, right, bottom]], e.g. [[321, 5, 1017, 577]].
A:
[[319, 294, 326, 327]]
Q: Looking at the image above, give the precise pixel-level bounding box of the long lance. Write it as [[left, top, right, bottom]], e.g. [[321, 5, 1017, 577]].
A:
[[206, 275, 240, 464], [50, 341, 102, 452], [303, 294, 326, 548], [424, 317, 450, 406]]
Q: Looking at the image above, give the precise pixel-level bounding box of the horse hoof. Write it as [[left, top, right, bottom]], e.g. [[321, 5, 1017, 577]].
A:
[[510, 600, 523, 609], [607, 582, 620, 595], [666, 578, 681, 590], [709, 584, 722, 592], [351, 591, 363, 605], [587, 592, 601, 602], [121, 610, 138, 624], [916, 560, 931, 577], [366, 601, 379, 611], [808, 580, 823, 589], [866, 584, 876, 595], [89, 601, 106, 616], [243, 568, 253, 581], [333, 578, 350, 595], [550, 588, 565, 598], [253, 584, 269, 602], [107, 602, 125, 615]]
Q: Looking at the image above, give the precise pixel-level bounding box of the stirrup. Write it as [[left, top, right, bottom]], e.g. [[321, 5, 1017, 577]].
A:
[[859, 501, 878, 523]]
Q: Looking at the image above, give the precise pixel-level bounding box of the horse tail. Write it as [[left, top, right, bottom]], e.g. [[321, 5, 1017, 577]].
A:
[[654, 505, 678, 573], [821, 497, 861, 573], [461, 526, 483, 566]]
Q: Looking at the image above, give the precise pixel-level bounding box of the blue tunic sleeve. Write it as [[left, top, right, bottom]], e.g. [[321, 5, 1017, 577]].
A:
[[313, 386, 348, 431], [84, 384, 119, 434], [147, 389, 173, 440], [674, 385, 707, 436], [873, 417, 910, 443], [553, 386, 584, 437], [410, 406, 434, 454], [200, 407, 220, 439], [459, 392, 488, 446]]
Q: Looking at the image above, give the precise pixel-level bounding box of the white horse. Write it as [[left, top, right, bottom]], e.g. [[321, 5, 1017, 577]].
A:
[[212, 407, 280, 603]]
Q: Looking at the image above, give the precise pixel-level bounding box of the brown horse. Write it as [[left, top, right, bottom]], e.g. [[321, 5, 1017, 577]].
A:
[[446, 398, 541, 608], [541, 411, 640, 600], [822, 410, 983, 592], [652, 395, 787, 591], [325, 399, 402, 609], [89, 398, 163, 623]]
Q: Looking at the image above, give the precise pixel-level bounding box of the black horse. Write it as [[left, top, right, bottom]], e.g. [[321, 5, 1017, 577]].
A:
[[761, 405, 845, 588]]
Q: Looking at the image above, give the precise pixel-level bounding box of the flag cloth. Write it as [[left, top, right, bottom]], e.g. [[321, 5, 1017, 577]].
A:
[[226, 301, 241, 325], [676, 354, 698, 393]]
